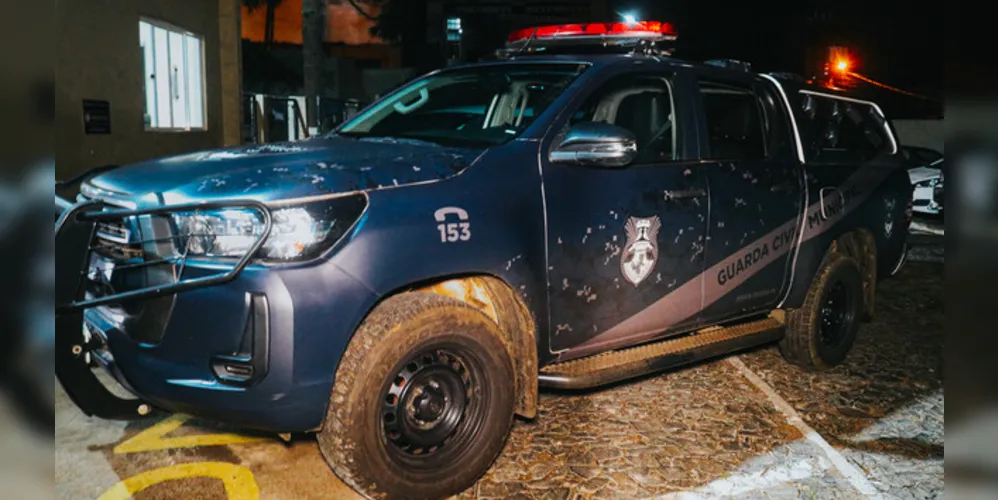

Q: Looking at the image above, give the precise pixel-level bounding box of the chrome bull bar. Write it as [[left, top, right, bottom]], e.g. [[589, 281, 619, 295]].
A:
[[55, 199, 273, 314], [54, 197, 273, 419]]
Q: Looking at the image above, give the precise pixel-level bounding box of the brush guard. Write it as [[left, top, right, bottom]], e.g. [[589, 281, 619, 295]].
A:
[[54, 198, 272, 419]]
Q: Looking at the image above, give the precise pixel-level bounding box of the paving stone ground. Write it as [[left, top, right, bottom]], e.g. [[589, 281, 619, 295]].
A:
[[739, 258, 944, 499], [457, 360, 809, 499], [55, 241, 943, 499]]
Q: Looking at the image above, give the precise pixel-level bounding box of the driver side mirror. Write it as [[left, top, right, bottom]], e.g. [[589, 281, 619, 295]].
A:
[[549, 122, 638, 167]]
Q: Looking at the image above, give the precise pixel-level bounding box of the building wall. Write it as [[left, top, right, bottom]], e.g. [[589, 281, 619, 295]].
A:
[[218, 0, 243, 147], [56, 0, 241, 179], [891, 119, 944, 153]]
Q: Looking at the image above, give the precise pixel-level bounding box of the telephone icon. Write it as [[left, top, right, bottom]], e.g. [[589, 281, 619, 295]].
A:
[[434, 207, 471, 242]]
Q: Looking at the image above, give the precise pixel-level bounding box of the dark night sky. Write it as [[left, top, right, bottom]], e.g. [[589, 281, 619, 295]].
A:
[[609, 0, 942, 117]]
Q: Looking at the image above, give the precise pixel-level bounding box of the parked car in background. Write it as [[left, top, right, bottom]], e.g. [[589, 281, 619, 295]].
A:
[[901, 146, 944, 216]]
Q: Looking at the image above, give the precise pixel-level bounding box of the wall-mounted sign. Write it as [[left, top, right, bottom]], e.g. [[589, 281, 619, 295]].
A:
[[83, 99, 111, 134]]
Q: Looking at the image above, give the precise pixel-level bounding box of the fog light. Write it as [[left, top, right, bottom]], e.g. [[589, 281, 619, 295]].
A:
[[219, 362, 253, 381]]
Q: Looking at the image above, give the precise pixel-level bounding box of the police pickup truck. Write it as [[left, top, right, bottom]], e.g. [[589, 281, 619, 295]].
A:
[[55, 21, 912, 499]]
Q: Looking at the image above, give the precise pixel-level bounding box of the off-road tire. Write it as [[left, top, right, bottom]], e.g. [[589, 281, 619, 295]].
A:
[[779, 252, 864, 371], [318, 292, 515, 499]]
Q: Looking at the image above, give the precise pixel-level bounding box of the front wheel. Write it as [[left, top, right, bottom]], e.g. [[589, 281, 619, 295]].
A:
[[318, 292, 515, 499], [779, 252, 864, 371]]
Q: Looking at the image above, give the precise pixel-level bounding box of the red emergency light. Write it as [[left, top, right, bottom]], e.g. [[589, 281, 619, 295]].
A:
[[507, 21, 678, 46]]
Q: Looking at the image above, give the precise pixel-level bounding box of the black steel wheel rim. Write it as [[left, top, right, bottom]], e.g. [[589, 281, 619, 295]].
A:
[[380, 345, 487, 467], [819, 280, 854, 347]]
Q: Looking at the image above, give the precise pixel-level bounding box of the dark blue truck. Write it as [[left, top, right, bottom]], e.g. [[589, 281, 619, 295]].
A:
[[55, 22, 912, 498]]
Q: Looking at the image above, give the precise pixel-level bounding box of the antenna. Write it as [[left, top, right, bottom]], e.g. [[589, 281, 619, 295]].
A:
[[516, 27, 541, 54]]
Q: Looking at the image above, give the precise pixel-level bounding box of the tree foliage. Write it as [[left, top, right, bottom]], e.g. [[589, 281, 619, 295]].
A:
[[242, 0, 284, 47], [241, 0, 280, 9], [343, 0, 408, 43]]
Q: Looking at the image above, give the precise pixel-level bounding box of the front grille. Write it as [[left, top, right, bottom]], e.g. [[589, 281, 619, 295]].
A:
[[80, 196, 176, 344], [66, 194, 272, 342], [95, 220, 129, 244], [93, 220, 144, 259]]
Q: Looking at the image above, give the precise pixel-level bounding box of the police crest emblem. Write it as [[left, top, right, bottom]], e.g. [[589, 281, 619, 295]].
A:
[[621, 215, 661, 286], [884, 197, 896, 238]]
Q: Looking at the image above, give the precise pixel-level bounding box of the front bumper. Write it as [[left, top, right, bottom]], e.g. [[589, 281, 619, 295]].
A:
[[56, 199, 379, 432], [80, 264, 374, 430]]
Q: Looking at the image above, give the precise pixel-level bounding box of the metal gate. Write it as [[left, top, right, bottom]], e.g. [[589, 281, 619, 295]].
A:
[[242, 94, 366, 144]]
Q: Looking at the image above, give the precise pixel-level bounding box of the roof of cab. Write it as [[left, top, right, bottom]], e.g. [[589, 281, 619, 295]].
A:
[[447, 52, 709, 73], [442, 53, 879, 105]]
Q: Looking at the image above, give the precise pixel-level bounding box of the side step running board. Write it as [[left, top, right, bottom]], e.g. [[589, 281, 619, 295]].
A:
[[539, 313, 785, 390]]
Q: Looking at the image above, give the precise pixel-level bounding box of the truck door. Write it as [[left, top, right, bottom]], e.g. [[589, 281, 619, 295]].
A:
[[783, 89, 904, 300], [695, 73, 805, 324], [542, 69, 709, 357]]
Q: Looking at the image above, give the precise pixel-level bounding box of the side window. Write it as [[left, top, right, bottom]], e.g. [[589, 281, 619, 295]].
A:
[[698, 81, 767, 160], [799, 93, 892, 163], [571, 74, 676, 164]]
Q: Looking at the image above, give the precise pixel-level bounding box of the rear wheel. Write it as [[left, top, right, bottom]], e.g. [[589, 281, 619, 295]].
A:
[[318, 292, 515, 499], [779, 252, 864, 371]]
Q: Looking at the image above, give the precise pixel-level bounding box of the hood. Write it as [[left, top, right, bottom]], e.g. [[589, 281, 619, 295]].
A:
[[908, 166, 941, 184], [87, 136, 481, 204]]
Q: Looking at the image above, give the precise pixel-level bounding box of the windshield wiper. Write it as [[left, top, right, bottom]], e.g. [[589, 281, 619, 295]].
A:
[[354, 135, 444, 147], [334, 131, 367, 139]]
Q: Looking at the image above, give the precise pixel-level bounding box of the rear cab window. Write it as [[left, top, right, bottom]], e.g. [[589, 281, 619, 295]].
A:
[[796, 91, 897, 164]]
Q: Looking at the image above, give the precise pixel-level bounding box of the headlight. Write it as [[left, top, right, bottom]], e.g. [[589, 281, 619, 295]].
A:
[[171, 194, 366, 262], [915, 177, 942, 189]]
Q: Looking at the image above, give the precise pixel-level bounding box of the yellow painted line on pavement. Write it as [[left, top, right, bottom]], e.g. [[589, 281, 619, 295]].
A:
[[113, 414, 268, 454], [98, 462, 259, 500]]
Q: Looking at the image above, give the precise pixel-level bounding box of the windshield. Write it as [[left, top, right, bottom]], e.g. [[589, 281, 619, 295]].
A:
[[336, 63, 588, 148]]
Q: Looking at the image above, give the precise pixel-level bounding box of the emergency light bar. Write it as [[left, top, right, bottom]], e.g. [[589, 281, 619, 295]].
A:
[[506, 21, 678, 49]]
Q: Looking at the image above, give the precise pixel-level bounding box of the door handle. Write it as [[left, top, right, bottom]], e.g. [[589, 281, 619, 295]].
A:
[[664, 188, 705, 201], [818, 187, 845, 219]]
